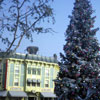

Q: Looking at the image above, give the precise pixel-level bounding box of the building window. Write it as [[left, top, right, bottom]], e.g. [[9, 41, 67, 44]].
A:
[[14, 78, 19, 86], [45, 69, 49, 77], [45, 80, 49, 87], [32, 83, 36, 87], [28, 67, 31, 74], [15, 67, 19, 75], [32, 68, 36, 75], [27, 79, 32, 86], [37, 68, 41, 75], [27, 82, 31, 86], [37, 83, 40, 87]]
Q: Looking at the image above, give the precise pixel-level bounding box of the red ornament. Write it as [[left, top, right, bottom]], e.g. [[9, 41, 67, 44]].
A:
[[75, 73, 80, 77]]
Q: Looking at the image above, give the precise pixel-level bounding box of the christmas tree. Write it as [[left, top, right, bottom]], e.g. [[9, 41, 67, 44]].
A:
[[54, 0, 100, 100]]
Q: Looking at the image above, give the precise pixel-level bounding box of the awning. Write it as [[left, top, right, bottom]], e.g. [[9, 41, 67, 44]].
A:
[[0, 91, 7, 97], [27, 79, 32, 83], [32, 79, 37, 83], [37, 79, 41, 83], [9, 91, 27, 97], [41, 92, 56, 98]]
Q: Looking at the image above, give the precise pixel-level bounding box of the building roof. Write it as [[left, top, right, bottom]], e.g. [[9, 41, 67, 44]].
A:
[[0, 52, 58, 64]]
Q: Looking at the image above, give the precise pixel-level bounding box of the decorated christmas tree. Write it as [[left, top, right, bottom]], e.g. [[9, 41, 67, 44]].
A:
[[54, 0, 100, 100]]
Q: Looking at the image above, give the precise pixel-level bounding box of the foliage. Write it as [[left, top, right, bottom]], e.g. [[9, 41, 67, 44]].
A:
[[0, 0, 55, 53], [54, 0, 100, 100]]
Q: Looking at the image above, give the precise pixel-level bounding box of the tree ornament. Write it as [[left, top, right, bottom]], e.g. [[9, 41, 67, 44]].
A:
[[75, 73, 80, 77]]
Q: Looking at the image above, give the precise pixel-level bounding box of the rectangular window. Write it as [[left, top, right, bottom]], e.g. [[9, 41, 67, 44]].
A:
[[15, 65, 19, 75], [14, 78, 19, 86], [32, 83, 36, 87], [28, 67, 31, 74], [32, 68, 36, 75], [45, 80, 49, 87], [27, 79, 32, 86], [37, 83, 40, 87], [37, 68, 41, 75], [27, 82, 31, 86], [45, 69, 49, 77]]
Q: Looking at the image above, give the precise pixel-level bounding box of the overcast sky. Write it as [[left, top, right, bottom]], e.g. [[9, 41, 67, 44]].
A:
[[17, 0, 100, 59]]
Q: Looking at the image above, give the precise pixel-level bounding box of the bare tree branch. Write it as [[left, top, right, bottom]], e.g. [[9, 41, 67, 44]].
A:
[[19, 0, 26, 9], [13, 13, 45, 52], [6, 2, 20, 53], [0, 0, 55, 54]]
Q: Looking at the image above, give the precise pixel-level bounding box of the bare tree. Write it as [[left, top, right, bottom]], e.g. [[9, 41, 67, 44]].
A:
[[0, 0, 55, 54]]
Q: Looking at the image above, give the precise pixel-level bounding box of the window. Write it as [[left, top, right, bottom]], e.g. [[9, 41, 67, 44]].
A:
[[27, 79, 32, 86], [28, 67, 31, 74], [45, 80, 49, 87], [37, 83, 40, 87], [14, 65, 20, 86], [37, 68, 41, 75], [15, 65, 20, 75], [32, 83, 36, 86], [14, 78, 19, 86], [15, 67, 19, 74], [27, 82, 31, 86], [45, 69, 49, 77], [32, 68, 36, 75]]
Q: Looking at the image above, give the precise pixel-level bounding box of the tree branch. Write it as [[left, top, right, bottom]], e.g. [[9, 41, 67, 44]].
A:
[[27, 13, 45, 31], [19, 0, 26, 9], [13, 13, 45, 52], [6, 2, 20, 53], [14, 34, 24, 52]]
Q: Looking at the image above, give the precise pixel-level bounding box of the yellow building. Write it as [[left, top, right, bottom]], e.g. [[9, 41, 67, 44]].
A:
[[0, 52, 59, 100]]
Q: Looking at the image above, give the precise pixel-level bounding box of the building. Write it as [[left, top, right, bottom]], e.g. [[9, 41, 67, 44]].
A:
[[0, 52, 59, 100]]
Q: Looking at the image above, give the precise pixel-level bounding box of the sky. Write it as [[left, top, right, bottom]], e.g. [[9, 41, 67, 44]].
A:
[[17, 0, 100, 59]]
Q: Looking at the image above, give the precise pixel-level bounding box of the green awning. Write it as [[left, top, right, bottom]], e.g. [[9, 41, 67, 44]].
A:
[[9, 91, 27, 97], [0, 91, 7, 97], [41, 92, 56, 98]]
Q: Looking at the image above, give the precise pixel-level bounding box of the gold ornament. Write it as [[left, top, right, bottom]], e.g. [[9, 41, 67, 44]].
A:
[[72, 65, 74, 68]]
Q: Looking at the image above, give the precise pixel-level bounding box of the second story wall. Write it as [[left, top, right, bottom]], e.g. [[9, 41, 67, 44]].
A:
[[6, 59, 25, 91], [26, 61, 59, 93]]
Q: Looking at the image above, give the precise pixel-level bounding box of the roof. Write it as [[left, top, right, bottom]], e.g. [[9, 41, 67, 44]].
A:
[[41, 92, 57, 98], [0, 52, 58, 64], [8, 91, 27, 97]]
